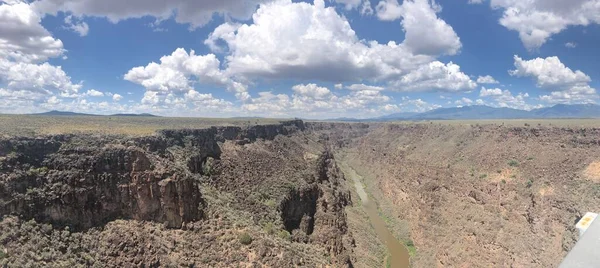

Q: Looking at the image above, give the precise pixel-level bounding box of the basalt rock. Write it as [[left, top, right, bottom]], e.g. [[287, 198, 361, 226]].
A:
[[0, 120, 307, 230]]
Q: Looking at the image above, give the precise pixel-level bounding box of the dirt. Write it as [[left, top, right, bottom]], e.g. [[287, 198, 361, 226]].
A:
[[1, 120, 599, 267]]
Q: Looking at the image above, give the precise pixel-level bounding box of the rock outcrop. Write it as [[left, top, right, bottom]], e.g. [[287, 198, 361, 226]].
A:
[[0, 120, 306, 230]]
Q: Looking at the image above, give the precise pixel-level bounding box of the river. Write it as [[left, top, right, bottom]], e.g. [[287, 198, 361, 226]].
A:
[[344, 164, 410, 268]]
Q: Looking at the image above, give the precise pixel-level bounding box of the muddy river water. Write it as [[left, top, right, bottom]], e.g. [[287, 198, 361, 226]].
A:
[[344, 165, 410, 268]]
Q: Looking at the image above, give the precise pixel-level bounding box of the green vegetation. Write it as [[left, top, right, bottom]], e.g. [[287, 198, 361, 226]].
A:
[[510, 174, 517, 179], [278, 230, 291, 241], [263, 222, 275, 235], [28, 166, 49, 176], [0, 114, 284, 136], [479, 174, 487, 179], [526, 179, 534, 188], [238, 232, 253, 245], [508, 160, 519, 167], [501, 179, 506, 184], [527, 157, 534, 161], [405, 240, 417, 256], [0, 249, 7, 259], [497, 170, 502, 174]]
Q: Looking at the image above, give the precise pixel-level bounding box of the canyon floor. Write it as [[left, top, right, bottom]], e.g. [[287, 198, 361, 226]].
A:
[[1, 116, 600, 267]]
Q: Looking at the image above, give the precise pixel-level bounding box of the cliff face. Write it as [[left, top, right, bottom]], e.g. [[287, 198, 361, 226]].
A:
[[0, 120, 306, 230], [0, 120, 361, 267]]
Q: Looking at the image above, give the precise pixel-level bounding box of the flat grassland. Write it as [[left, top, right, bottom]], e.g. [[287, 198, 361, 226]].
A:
[[0, 115, 285, 136], [2, 114, 599, 137]]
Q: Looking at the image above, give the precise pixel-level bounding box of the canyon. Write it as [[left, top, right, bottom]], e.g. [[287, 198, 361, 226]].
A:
[[1, 119, 599, 267]]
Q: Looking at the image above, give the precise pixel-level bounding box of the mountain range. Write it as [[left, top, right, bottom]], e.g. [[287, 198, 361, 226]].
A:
[[337, 104, 600, 121], [31, 110, 158, 117]]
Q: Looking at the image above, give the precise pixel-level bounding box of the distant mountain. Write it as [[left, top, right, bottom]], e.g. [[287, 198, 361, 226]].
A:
[[376, 104, 600, 121], [377, 112, 419, 120], [111, 113, 158, 117], [530, 104, 600, 118], [413, 105, 531, 120], [32, 110, 97, 116], [31, 111, 158, 117]]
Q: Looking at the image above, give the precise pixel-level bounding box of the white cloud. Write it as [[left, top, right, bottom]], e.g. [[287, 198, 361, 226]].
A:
[[395, 0, 462, 56], [64, 15, 89, 36], [46, 95, 61, 105], [468, 0, 483, 4], [345, 84, 385, 91], [476, 75, 499, 84], [205, 0, 466, 90], [0, 0, 64, 62], [375, 0, 402, 20], [479, 87, 503, 97], [454, 97, 473, 106], [241, 83, 397, 118], [86, 89, 104, 97], [565, 42, 577, 48], [479, 86, 532, 109], [334, 83, 343, 89], [332, 0, 372, 14], [509, 55, 591, 89], [292, 83, 332, 100], [390, 61, 477, 92], [539, 85, 598, 104], [375, 0, 461, 55], [124, 48, 248, 100], [32, 0, 273, 29], [490, 0, 600, 50], [112, 93, 123, 101], [509, 55, 597, 104], [0, 59, 82, 96]]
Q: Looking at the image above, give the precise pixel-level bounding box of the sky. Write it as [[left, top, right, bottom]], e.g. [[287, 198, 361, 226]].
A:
[[0, 0, 599, 118]]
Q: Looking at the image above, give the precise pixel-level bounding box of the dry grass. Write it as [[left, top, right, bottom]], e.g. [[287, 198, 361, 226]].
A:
[[584, 161, 600, 182], [384, 119, 600, 127], [0, 115, 286, 137]]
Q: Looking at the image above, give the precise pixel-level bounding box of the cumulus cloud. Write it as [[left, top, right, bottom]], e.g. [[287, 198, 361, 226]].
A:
[[205, 0, 468, 95], [476, 75, 499, 84], [112, 93, 123, 101], [509, 55, 597, 104], [345, 84, 385, 91], [32, 0, 273, 29], [124, 48, 248, 100], [490, 0, 600, 50], [241, 83, 397, 118], [0, 59, 82, 97], [454, 97, 473, 106], [395, 0, 462, 55], [390, 61, 477, 92], [510, 55, 591, 89], [479, 86, 532, 109], [332, 0, 372, 14], [375, 0, 402, 20], [375, 0, 461, 55], [0, 0, 64, 62], [64, 15, 89, 36], [86, 89, 104, 97]]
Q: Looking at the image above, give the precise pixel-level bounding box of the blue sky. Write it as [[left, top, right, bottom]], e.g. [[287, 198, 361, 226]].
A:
[[1, 0, 599, 118]]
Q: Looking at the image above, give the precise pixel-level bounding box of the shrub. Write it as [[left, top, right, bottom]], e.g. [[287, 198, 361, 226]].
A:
[[479, 174, 487, 179], [239, 232, 253, 245], [526, 179, 534, 188], [263, 222, 275, 235], [508, 160, 519, 167], [405, 240, 417, 256], [0, 249, 7, 259], [278, 230, 291, 241]]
